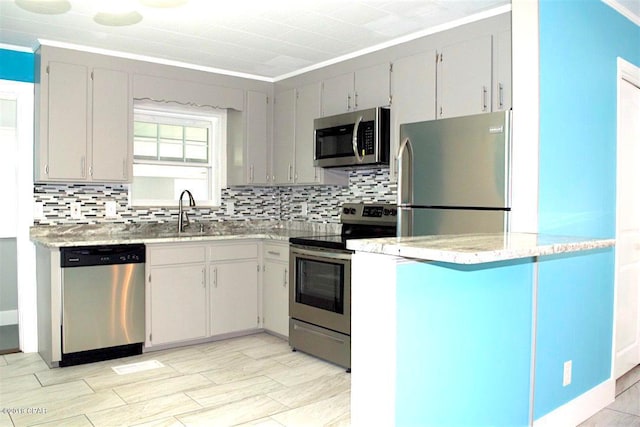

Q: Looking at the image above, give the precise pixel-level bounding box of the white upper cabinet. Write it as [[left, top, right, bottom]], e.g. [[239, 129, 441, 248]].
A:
[[294, 82, 321, 184], [353, 63, 392, 111], [493, 30, 512, 112], [41, 61, 89, 181], [321, 72, 354, 116], [35, 49, 132, 183], [91, 68, 131, 182], [389, 51, 437, 182], [273, 88, 296, 184], [436, 35, 493, 119], [227, 90, 270, 186], [321, 63, 391, 116], [273, 85, 348, 186]]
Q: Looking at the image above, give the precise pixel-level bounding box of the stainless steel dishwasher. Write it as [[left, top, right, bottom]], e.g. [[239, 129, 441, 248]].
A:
[[60, 244, 145, 366]]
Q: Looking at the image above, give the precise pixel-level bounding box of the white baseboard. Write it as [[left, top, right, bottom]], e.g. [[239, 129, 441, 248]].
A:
[[533, 379, 615, 427], [0, 309, 18, 326]]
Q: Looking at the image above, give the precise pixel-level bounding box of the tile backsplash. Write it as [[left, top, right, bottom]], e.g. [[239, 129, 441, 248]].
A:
[[33, 167, 397, 226]]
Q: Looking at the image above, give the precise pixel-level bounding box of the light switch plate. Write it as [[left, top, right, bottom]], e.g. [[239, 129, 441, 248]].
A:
[[33, 202, 44, 219], [70, 202, 82, 220], [105, 201, 117, 218], [301, 202, 308, 215]]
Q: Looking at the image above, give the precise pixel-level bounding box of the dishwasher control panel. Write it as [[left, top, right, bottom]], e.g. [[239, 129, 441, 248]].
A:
[[61, 244, 146, 267]]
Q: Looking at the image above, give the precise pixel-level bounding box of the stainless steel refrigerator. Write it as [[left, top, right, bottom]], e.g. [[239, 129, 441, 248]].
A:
[[398, 110, 512, 237]]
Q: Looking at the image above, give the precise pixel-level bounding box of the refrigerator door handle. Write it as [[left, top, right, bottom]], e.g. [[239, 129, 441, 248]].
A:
[[397, 137, 413, 205], [352, 115, 364, 163]]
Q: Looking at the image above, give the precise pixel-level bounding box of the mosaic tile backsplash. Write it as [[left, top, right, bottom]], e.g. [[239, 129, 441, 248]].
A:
[[33, 168, 397, 226]]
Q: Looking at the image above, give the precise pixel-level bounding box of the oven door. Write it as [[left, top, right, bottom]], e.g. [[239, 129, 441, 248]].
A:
[[289, 245, 351, 335]]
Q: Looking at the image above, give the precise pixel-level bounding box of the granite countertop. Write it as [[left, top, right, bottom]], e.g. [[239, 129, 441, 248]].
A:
[[346, 232, 615, 264], [30, 220, 340, 248]]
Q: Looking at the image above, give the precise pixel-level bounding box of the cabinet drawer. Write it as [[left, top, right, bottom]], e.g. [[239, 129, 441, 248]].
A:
[[264, 242, 289, 262], [148, 245, 206, 266], [209, 243, 258, 261]]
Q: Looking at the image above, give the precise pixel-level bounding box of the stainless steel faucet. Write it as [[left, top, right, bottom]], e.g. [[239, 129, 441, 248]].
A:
[[178, 189, 196, 233]]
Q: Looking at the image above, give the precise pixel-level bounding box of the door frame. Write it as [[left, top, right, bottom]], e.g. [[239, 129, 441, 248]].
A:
[[613, 57, 640, 378], [0, 79, 36, 353]]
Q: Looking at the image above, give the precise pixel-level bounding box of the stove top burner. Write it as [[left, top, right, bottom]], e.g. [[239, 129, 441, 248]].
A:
[[289, 203, 398, 250]]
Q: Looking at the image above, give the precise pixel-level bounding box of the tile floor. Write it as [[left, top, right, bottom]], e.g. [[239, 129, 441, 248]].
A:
[[0, 333, 349, 427], [0, 332, 638, 426]]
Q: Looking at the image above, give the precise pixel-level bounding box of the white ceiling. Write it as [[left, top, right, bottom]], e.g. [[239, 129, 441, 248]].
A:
[[0, 0, 511, 81], [1, 1, 638, 82]]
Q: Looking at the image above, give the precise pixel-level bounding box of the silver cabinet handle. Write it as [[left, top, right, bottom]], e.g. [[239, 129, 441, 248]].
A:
[[80, 157, 85, 178], [354, 91, 358, 109], [482, 86, 488, 112], [283, 268, 288, 287], [267, 250, 280, 257], [288, 164, 293, 182], [213, 267, 218, 288], [347, 93, 351, 111], [498, 83, 504, 109]]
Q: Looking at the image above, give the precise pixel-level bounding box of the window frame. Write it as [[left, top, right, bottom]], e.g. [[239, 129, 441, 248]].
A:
[[129, 106, 227, 208]]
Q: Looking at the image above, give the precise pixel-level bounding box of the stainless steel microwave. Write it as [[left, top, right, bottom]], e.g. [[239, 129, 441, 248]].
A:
[[313, 107, 390, 168]]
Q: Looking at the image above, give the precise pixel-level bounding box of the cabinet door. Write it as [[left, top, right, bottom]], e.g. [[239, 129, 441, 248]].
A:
[[390, 51, 437, 182], [246, 90, 269, 184], [273, 89, 295, 184], [210, 260, 259, 335], [91, 68, 131, 182], [294, 82, 321, 184], [437, 35, 492, 119], [493, 30, 512, 112], [321, 72, 354, 116], [263, 261, 289, 337], [354, 63, 391, 111], [46, 61, 89, 181], [149, 264, 207, 345]]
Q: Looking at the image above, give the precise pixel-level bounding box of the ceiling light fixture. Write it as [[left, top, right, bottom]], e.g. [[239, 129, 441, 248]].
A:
[[15, 0, 71, 14], [138, 0, 189, 8], [93, 10, 143, 26]]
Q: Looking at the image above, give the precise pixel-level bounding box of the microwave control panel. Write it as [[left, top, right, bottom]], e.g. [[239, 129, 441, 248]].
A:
[[358, 121, 375, 154]]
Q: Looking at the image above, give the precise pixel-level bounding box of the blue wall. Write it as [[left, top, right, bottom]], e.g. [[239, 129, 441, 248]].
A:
[[538, 0, 640, 238], [395, 260, 533, 426], [535, 0, 639, 420], [0, 49, 35, 83]]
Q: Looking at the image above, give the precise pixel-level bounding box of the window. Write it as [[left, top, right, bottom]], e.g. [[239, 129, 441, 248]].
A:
[[130, 107, 226, 207]]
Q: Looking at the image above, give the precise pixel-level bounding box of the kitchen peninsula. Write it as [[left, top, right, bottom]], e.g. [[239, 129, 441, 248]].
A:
[[347, 232, 615, 426]]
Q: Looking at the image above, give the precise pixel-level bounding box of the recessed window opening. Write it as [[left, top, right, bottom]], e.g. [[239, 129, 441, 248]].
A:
[[130, 106, 226, 207]]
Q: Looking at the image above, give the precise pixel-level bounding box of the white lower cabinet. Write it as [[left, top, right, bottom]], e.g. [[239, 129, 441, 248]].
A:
[[146, 244, 208, 347], [263, 242, 290, 337], [210, 259, 259, 335], [146, 241, 260, 348]]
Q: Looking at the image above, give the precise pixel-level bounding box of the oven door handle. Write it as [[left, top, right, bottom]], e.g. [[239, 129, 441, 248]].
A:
[[291, 247, 352, 261]]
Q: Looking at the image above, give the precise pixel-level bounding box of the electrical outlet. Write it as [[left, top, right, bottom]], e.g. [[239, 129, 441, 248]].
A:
[[33, 202, 44, 219], [105, 201, 117, 218], [226, 202, 234, 215], [70, 202, 82, 220], [301, 202, 308, 215], [563, 360, 572, 387]]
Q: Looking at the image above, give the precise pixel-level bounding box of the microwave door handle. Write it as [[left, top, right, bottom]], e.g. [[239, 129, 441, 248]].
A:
[[397, 137, 413, 206], [352, 115, 364, 163]]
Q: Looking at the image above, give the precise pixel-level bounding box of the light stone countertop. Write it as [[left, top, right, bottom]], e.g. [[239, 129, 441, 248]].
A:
[[346, 232, 615, 264], [30, 220, 340, 248]]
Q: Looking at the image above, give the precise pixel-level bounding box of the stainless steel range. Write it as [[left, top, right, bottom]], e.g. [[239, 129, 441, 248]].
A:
[[288, 202, 397, 371]]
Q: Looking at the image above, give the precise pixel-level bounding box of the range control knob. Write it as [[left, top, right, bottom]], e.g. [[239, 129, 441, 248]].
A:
[[390, 209, 397, 216], [349, 208, 357, 215], [343, 207, 350, 215], [383, 208, 390, 216]]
